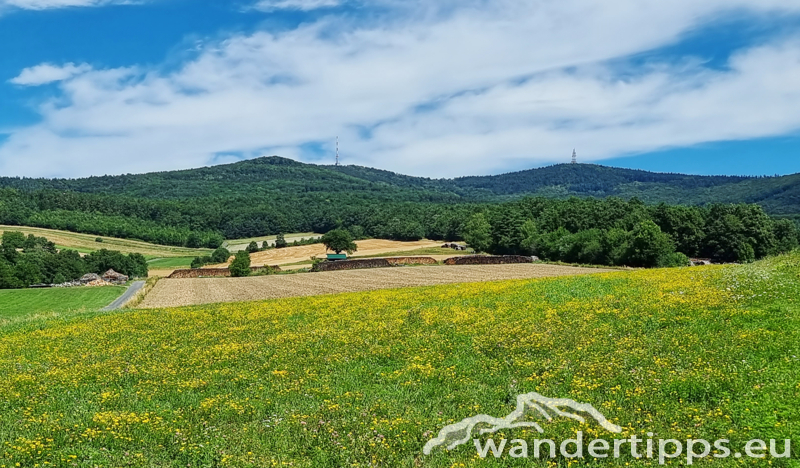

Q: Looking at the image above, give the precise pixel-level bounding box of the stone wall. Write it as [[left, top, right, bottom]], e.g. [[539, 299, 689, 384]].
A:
[[312, 257, 439, 272], [312, 259, 392, 272], [167, 266, 280, 278], [443, 255, 534, 266], [385, 257, 438, 266]]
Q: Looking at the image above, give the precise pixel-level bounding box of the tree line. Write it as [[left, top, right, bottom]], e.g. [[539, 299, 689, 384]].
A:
[[0, 231, 148, 289], [458, 199, 798, 267], [2, 184, 797, 267]]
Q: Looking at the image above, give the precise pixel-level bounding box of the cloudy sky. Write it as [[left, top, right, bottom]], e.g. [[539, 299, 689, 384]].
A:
[[1, 0, 800, 178]]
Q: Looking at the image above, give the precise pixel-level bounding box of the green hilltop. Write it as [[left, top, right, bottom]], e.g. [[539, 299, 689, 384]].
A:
[[0, 156, 797, 251], [4, 156, 798, 214]]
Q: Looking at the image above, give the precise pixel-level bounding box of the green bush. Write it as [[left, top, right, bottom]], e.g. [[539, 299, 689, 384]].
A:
[[191, 256, 213, 269], [274, 233, 288, 249], [661, 252, 690, 267], [625, 221, 677, 268], [211, 247, 231, 264], [204, 234, 225, 249], [229, 251, 251, 277]]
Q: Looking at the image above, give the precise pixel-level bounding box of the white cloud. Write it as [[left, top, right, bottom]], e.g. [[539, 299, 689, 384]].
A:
[[9, 62, 91, 86], [252, 0, 341, 11], [2, 0, 800, 178], [0, 0, 140, 11]]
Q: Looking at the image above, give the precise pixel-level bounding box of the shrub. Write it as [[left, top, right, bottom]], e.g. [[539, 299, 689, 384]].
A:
[[204, 234, 225, 249], [95, 237, 104, 243], [229, 251, 251, 277], [246, 241, 260, 253], [661, 252, 690, 267], [211, 247, 231, 264], [625, 221, 677, 268], [191, 256, 213, 269], [274, 233, 288, 249]]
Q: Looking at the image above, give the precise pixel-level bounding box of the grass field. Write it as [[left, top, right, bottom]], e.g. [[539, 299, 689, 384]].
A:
[[0, 286, 125, 321], [0, 254, 798, 466], [0, 225, 211, 257], [223, 233, 320, 253], [214, 239, 445, 268], [146, 257, 197, 269]]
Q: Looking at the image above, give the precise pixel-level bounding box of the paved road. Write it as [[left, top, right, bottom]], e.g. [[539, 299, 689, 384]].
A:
[[102, 281, 146, 311]]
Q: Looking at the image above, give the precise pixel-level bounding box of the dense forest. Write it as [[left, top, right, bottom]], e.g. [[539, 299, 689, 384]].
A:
[[460, 199, 798, 267], [2, 156, 799, 214], [0, 156, 797, 269], [0, 231, 148, 289]]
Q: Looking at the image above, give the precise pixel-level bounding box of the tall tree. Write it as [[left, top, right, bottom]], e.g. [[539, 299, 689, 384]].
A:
[[462, 213, 492, 253], [321, 229, 357, 255]]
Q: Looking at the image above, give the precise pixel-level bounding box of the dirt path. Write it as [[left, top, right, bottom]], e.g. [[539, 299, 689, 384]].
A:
[[139, 264, 617, 309]]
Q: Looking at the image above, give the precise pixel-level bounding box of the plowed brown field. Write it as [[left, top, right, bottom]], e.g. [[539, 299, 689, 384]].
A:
[[139, 263, 616, 308], [210, 239, 443, 268]]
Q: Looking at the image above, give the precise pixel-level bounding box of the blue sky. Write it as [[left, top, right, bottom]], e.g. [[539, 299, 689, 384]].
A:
[[1, 0, 800, 179]]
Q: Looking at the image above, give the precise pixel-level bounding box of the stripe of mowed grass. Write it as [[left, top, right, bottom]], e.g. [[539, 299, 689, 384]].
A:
[[0, 225, 211, 257], [0, 286, 126, 320], [0, 286, 126, 336]]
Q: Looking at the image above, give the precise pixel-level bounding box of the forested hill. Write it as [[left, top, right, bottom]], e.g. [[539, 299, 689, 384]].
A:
[[0, 157, 457, 202], [1, 156, 798, 215]]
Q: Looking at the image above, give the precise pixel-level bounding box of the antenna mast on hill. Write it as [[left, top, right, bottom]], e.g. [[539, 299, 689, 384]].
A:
[[571, 149, 577, 164], [336, 136, 340, 166]]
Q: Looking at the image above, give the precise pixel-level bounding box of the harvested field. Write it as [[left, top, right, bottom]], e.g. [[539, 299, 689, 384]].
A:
[[148, 269, 180, 278], [211, 239, 443, 268], [139, 263, 617, 308], [0, 225, 211, 257]]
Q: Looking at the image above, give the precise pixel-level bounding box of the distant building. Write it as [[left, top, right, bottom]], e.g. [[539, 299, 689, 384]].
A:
[[102, 269, 129, 284]]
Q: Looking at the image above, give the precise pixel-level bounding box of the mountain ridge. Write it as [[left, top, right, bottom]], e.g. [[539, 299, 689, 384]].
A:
[[1, 156, 798, 215]]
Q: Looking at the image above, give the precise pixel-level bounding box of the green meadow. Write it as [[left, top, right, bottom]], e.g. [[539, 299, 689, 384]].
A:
[[0, 286, 125, 321], [0, 253, 798, 466]]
